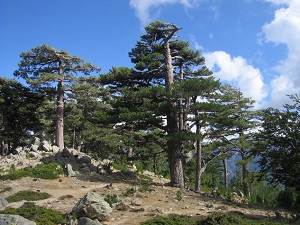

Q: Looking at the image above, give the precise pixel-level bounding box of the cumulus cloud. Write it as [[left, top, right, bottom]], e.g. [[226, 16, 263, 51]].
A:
[[129, 0, 199, 26], [262, 0, 300, 107], [204, 51, 267, 107]]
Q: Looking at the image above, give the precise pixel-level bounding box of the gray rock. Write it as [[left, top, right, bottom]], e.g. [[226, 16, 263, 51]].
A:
[[65, 164, 76, 177], [33, 137, 41, 146], [131, 198, 142, 206], [42, 141, 52, 152], [0, 214, 36, 225], [29, 161, 42, 168], [78, 155, 92, 164], [14, 146, 23, 155], [72, 191, 112, 221], [30, 144, 39, 152], [78, 217, 102, 225], [0, 197, 8, 209], [114, 202, 130, 211], [62, 147, 73, 157], [28, 151, 39, 159], [52, 145, 60, 154]]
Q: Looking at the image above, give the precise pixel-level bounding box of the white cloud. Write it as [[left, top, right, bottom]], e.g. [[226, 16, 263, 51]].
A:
[[204, 51, 267, 107], [129, 0, 200, 26], [262, 0, 300, 107]]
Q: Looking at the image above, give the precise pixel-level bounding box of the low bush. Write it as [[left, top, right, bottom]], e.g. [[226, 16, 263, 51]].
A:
[[140, 213, 288, 225], [5, 190, 51, 203], [176, 189, 183, 201], [0, 202, 66, 225], [104, 194, 120, 206], [197, 212, 288, 225], [0, 162, 64, 180], [123, 188, 136, 197]]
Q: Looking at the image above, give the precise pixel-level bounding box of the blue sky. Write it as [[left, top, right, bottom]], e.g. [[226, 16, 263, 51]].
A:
[[1, 0, 299, 109]]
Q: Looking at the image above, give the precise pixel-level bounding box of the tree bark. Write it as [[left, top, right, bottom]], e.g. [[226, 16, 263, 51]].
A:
[[168, 139, 185, 188], [56, 61, 64, 150], [164, 35, 185, 188], [2, 141, 8, 156], [223, 158, 228, 188], [241, 151, 250, 197], [195, 121, 202, 192]]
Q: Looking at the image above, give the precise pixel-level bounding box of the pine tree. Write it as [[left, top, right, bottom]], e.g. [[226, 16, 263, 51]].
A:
[[0, 78, 45, 153], [14, 45, 101, 150], [254, 95, 300, 190], [213, 84, 258, 197], [100, 21, 219, 188]]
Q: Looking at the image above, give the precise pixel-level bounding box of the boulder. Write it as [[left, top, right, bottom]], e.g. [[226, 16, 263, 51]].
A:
[[0, 197, 8, 209], [28, 151, 40, 159], [0, 214, 36, 225], [13, 146, 23, 155], [29, 161, 42, 168], [62, 147, 73, 157], [33, 137, 41, 146], [52, 145, 60, 154], [78, 217, 102, 225], [42, 141, 52, 152], [71, 191, 112, 221], [65, 164, 77, 177], [30, 144, 39, 152], [78, 155, 92, 164]]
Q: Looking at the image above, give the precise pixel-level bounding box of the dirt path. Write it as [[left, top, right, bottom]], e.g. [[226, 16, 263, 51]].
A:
[[0, 176, 290, 225]]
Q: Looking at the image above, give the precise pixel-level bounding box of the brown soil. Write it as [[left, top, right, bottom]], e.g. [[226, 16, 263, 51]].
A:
[[0, 174, 294, 225]]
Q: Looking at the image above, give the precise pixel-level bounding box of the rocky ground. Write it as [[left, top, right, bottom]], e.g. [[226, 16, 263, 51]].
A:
[[0, 172, 295, 225]]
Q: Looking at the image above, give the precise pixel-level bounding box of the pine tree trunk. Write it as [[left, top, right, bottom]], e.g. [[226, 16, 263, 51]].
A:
[[223, 158, 228, 188], [2, 141, 8, 156], [241, 151, 250, 197], [168, 139, 185, 188], [56, 63, 64, 150], [164, 38, 184, 188], [195, 121, 202, 192]]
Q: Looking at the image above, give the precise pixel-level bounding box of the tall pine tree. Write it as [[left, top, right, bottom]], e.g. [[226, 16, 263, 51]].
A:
[[100, 21, 219, 188], [14, 45, 101, 150]]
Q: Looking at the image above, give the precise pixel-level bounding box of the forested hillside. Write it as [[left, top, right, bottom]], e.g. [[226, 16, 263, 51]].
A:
[[1, 21, 300, 213]]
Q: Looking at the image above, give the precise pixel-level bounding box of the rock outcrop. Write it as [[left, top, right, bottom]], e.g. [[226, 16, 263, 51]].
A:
[[0, 214, 36, 225], [71, 191, 112, 222]]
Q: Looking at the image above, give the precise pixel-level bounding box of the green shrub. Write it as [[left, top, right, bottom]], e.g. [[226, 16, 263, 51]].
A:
[[197, 212, 287, 225], [176, 189, 183, 201], [138, 181, 152, 192], [0, 163, 64, 180], [123, 188, 136, 197], [5, 190, 51, 203], [111, 162, 128, 171], [31, 163, 64, 179], [10, 164, 16, 172], [104, 194, 120, 206], [1, 169, 30, 180], [276, 188, 300, 210], [140, 215, 199, 225], [0, 202, 66, 225]]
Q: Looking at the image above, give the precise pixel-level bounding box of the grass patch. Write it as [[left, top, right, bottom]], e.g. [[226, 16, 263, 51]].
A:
[[0, 162, 64, 180], [0, 201, 66, 225], [123, 188, 136, 197], [140, 213, 289, 225], [197, 212, 288, 225], [104, 194, 120, 207], [5, 190, 51, 203]]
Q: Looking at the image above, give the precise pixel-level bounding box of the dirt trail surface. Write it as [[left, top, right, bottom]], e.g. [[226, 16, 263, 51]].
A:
[[0, 175, 290, 225]]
